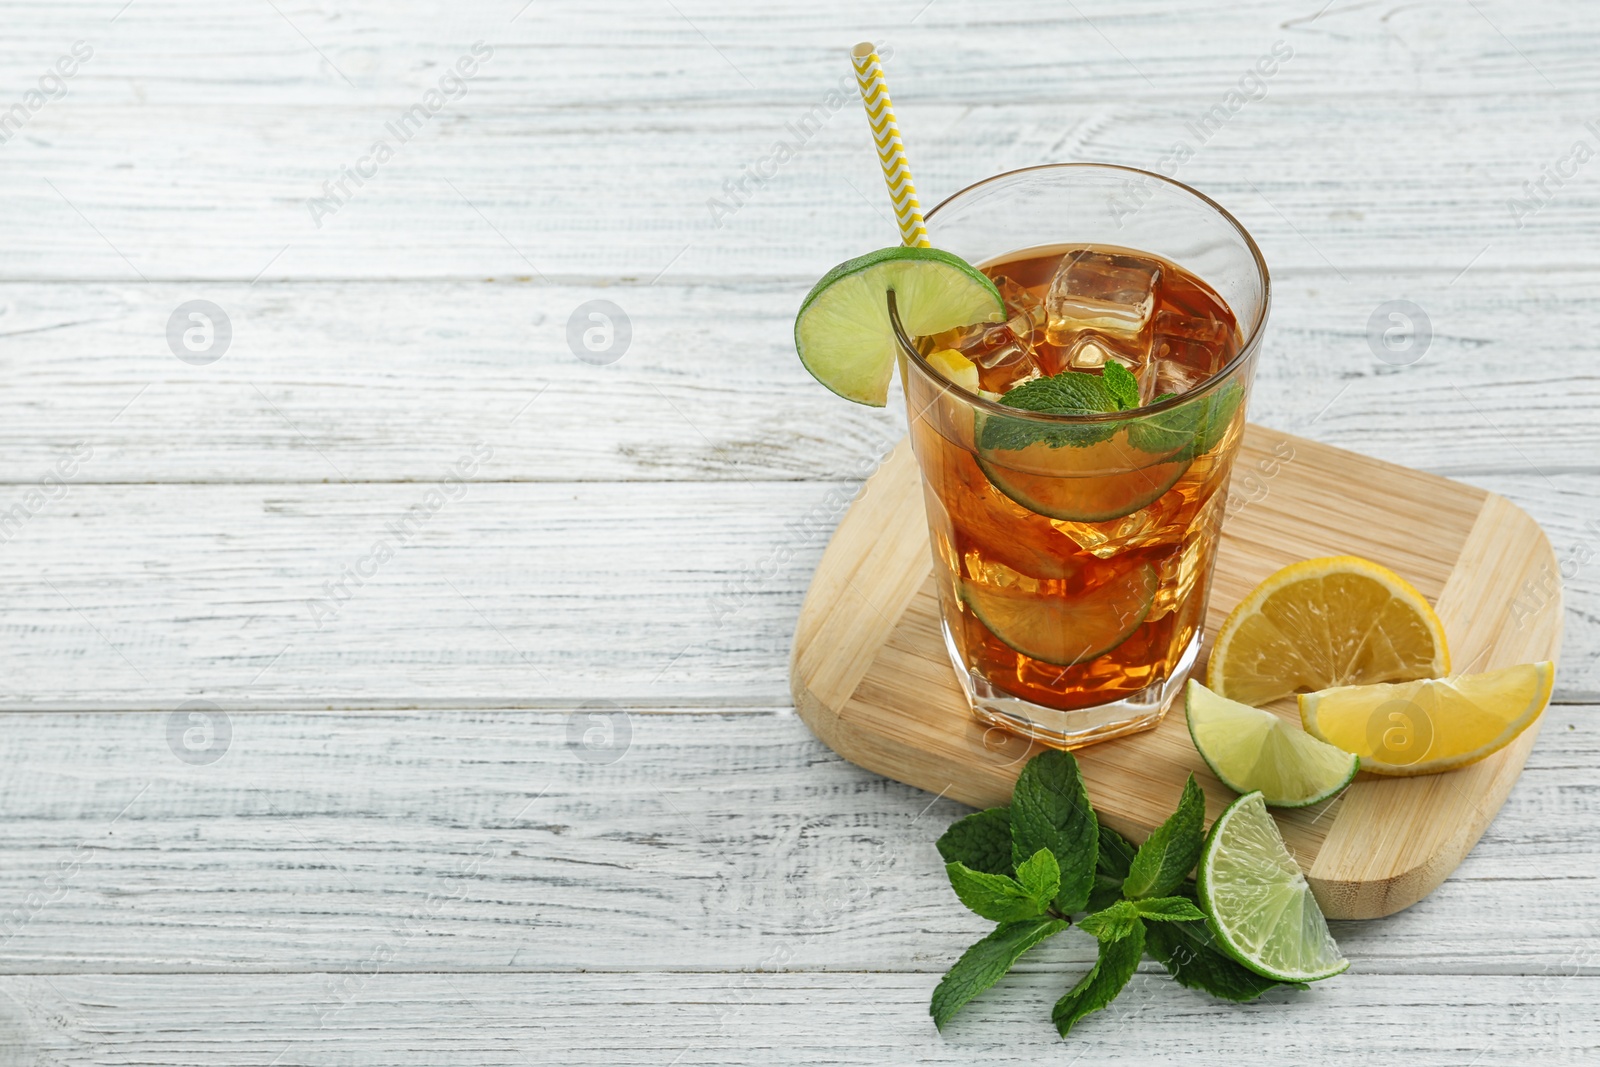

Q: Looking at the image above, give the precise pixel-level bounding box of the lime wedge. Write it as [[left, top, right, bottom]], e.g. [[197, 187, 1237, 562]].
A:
[[794, 246, 1003, 406], [963, 564, 1156, 667], [1186, 681, 1359, 807], [1197, 791, 1349, 984]]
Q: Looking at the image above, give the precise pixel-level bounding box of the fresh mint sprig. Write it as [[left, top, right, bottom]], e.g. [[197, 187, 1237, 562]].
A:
[[931, 751, 1306, 1038]]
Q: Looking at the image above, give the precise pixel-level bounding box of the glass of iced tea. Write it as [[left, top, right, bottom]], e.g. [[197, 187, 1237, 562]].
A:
[[890, 164, 1269, 748]]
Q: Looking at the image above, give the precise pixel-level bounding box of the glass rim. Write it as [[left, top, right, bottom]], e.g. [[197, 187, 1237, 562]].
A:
[[888, 162, 1271, 424]]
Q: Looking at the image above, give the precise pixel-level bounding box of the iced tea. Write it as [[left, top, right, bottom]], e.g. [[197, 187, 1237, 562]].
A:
[[898, 239, 1255, 746]]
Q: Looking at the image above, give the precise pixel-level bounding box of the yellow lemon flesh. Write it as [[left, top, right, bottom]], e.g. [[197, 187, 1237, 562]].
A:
[[1208, 556, 1449, 706], [1298, 661, 1554, 776], [925, 348, 980, 393]]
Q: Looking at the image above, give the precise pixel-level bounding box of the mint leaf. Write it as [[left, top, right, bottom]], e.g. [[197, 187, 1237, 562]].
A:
[[1123, 774, 1205, 900], [1145, 907, 1307, 1003], [1087, 823, 1139, 912], [930, 917, 1069, 1031], [1077, 899, 1139, 942], [945, 862, 1047, 923], [937, 807, 1013, 876], [1131, 896, 1208, 922], [1052, 920, 1146, 1037], [1010, 750, 1098, 913], [1190, 379, 1244, 457], [976, 371, 1121, 452], [1127, 380, 1244, 459], [1126, 394, 1195, 455], [999, 371, 1118, 415], [1014, 848, 1061, 907], [1101, 360, 1140, 410]]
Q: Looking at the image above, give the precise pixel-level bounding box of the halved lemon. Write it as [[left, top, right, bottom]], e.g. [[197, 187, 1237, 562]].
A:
[[963, 564, 1157, 666], [1207, 556, 1449, 706], [1299, 661, 1554, 776]]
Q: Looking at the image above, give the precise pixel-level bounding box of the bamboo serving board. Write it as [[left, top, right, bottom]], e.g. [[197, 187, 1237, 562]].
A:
[[791, 425, 1563, 920]]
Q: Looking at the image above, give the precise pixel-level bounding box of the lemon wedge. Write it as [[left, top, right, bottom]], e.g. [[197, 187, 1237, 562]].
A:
[[926, 348, 980, 392], [1298, 661, 1554, 776]]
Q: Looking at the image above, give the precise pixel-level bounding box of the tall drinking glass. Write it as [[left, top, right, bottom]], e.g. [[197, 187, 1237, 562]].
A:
[[891, 164, 1270, 748]]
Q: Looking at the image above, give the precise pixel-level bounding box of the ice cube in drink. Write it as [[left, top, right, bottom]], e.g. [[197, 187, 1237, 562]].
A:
[[1044, 249, 1160, 347]]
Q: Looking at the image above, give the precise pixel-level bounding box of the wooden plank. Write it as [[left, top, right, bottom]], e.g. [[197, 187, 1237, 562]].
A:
[[0, 274, 1596, 484], [0, 97, 1599, 280], [0, 971, 1594, 1065], [8, 0, 1600, 110], [0, 473, 1593, 709], [0, 707, 1593, 975]]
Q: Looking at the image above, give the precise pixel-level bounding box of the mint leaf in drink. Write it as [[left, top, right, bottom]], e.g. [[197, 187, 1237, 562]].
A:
[[1002, 370, 1119, 415], [1014, 847, 1061, 906], [945, 861, 1048, 922], [1126, 392, 1194, 455], [1144, 903, 1308, 1002], [1127, 379, 1245, 459], [1052, 921, 1146, 1037], [1189, 379, 1244, 457], [930, 917, 1070, 1031], [1087, 823, 1139, 912], [1122, 774, 1205, 900], [1010, 750, 1098, 913], [1101, 360, 1140, 410], [1077, 899, 1139, 942], [977, 370, 1122, 452], [937, 807, 1013, 876], [1130, 896, 1208, 922]]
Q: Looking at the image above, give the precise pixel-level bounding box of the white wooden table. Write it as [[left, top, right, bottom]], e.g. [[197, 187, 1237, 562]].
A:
[[0, 1, 1595, 1062]]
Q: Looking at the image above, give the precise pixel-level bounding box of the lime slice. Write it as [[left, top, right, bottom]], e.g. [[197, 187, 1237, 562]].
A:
[[962, 564, 1157, 666], [1186, 681, 1358, 807], [976, 434, 1189, 522], [794, 246, 1003, 406], [1198, 791, 1349, 984]]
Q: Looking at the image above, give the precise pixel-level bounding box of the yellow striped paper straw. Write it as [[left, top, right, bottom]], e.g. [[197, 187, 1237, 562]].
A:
[[850, 42, 930, 248]]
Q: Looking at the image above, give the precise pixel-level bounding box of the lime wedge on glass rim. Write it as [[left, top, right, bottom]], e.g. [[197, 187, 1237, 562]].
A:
[[794, 246, 1003, 406], [1198, 791, 1349, 984], [1186, 680, 1359, 807]]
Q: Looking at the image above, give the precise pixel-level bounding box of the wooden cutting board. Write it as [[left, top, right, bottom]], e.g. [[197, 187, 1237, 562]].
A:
[[790, 424, 1563, 920]]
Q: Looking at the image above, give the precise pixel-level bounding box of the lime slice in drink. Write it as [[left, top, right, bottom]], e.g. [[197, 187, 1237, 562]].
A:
[[1197, 791, 1349, 984], [962, 564, 1157, 667], [975, 434, 1189, 523], [794, 246, 1003, 406], [1186, 680, 1359, 807]]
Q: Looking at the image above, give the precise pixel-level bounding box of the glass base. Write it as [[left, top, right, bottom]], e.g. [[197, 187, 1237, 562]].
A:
[[941, 622, 1202, 750]]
